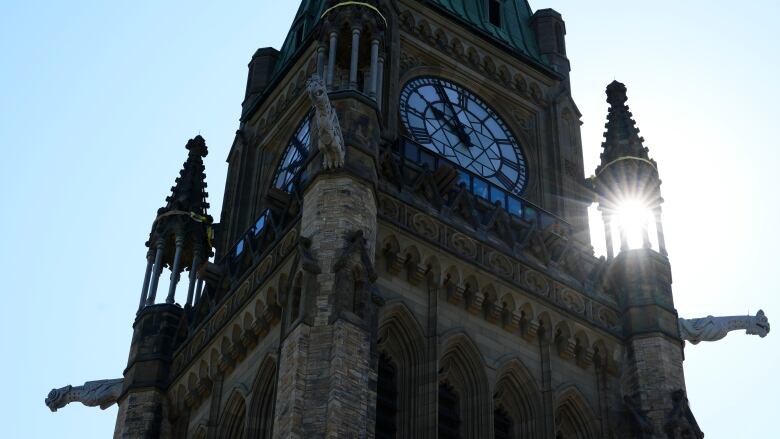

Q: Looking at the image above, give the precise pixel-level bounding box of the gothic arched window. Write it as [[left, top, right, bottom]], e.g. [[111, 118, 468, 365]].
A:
[[248, 357, 277, 439], [494, 406, 513, 439], [493, 360, 543, 438], [554, 390, 596, 439], [376, 352, 398, 439], [438, 382, 461, 439], [218, 392, 247, 439]]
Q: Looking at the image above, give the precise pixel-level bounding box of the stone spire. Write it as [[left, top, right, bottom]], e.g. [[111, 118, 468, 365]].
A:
[[161, 135, 211, 216], [138, 135, 214, 311], [596, 80, 652, 173], [593, 81, 666, 258]]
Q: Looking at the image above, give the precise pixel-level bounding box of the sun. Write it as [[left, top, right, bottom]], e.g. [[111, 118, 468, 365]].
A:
[[614, 198, 652, 250]]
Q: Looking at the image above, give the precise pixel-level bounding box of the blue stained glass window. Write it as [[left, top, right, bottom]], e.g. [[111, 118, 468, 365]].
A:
[[507, 196, 523, 217], [490, 185, 505, 205], [252, 211, 267, 236], [473, 177, 489, 199], [419, 150, 436, 169], [272, 113, 313, 192]]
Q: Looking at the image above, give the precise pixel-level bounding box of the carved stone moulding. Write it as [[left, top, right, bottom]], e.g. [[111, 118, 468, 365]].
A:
[[377, 227, 621, 374], [397, 8, 551, 107]]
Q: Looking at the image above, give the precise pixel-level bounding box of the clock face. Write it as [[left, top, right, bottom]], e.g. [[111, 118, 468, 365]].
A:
[[272, 113, 312, 192], [399, 77, 527, 195]]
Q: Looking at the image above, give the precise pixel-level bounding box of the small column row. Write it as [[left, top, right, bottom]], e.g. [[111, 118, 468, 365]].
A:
[[320, 10, 385, 105], [137, 235, 207, 313]]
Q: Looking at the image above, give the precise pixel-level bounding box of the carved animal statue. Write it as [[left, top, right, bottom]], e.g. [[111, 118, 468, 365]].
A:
[[307, 74, 345, 169], [678, 309, 770, 344], [45, 378, 124, 412]]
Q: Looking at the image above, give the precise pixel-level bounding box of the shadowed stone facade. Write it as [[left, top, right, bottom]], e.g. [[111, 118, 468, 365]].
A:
[[43, 1, 771, 438]]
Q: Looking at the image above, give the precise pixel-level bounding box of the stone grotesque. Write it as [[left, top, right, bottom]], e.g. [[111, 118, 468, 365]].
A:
[[678, 310, 770, 344], [45, 378, 123, 412], [307, 74, 345, 169]]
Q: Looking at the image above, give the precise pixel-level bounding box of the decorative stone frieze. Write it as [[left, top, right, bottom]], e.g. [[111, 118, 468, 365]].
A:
[[398, 8, 551, 107]]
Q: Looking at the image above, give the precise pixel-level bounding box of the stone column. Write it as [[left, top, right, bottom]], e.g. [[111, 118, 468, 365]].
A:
[[376, 55, 384, 108], [609, 249, 685, 438], [368, 38, 380, 98], [138, 248, 155, 312], [273, 94, 380, 439], [349, 27, 361, 89], [316, 44, 326, 78], [166, 233, 185, 304], [146, 238, 166, 306], [654, 207, 667, 256], [186, 246, 202, 307], [327, 31, 337, 88], [602, 211, 614, 260]]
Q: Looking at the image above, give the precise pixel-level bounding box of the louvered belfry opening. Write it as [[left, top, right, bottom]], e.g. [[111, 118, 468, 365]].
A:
[[494, 406, 513, 439], [376, 353, 398, 439], [438, 382, 461, 439]]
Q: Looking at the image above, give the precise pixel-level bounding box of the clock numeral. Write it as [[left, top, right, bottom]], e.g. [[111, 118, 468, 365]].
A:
[[409, 127, 432, 143], [458, 92, 468, 109], [503, 160, 523, 172], [497, 173, 515, 190]]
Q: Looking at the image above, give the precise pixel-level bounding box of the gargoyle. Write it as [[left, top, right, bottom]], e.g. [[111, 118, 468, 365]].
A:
[[307, 74, 345, 169], [45, 378, 123, 412], [678, 310, 770, 344]]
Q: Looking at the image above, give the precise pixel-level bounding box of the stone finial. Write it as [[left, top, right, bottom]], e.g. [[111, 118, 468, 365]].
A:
[[605, 80, 628, 106], [45, 378, 124, 412], [678, 310, 770, 344], [185, 134, 208, 157]]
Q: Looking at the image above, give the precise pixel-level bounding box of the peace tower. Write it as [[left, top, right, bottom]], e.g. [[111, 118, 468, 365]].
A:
[[45, 1, 769, 438]]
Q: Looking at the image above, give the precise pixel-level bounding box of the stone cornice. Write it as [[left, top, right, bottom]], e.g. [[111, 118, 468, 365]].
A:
[[377, 191, 620, 337]]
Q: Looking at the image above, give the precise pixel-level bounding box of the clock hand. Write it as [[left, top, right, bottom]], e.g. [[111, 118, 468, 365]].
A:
[[432, 85, 473, 147], [431, 106, 471, 147]]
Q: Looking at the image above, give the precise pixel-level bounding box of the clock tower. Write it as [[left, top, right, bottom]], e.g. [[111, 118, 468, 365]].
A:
[[51, 1, 776, 438]]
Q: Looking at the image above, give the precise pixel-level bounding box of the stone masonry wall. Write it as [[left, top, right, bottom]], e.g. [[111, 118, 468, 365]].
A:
[[274, 171, 378, 438], [627, 335, 685, 438], [114, 390, 171, 439]]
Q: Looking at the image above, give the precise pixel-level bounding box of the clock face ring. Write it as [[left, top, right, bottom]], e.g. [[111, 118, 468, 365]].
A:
[[272, 112, 313, 192], [399, 76, 528, 195]]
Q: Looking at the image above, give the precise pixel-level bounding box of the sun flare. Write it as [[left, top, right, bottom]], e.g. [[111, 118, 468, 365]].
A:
[[614, 199, 653, 250]]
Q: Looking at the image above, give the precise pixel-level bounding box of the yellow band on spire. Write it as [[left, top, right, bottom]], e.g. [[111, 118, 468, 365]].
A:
[[321, 2, 387, 27], [595, 156, 657, 178]]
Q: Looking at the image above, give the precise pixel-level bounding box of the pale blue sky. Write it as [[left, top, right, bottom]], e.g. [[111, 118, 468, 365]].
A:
[[1, 1, 777, 437]]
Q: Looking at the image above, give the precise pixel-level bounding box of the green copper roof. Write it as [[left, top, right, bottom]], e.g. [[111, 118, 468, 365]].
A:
[[273, 0, 326, 76], [272, 0, 548, 78], [428, 0, 543, 63]]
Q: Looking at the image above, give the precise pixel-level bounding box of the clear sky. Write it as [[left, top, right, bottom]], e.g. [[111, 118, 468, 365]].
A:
[[0, 1, 777, 437]]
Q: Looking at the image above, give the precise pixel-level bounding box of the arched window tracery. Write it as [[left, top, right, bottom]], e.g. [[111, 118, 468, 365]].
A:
[[247, 357, 277, 439], [218, 391, 247, 439], [493, 359, 543, 438], [376, 303, 426, 437], [554, 388, 597, 439], [376, 352, 398, 439], [438, 334, 491, 438]]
